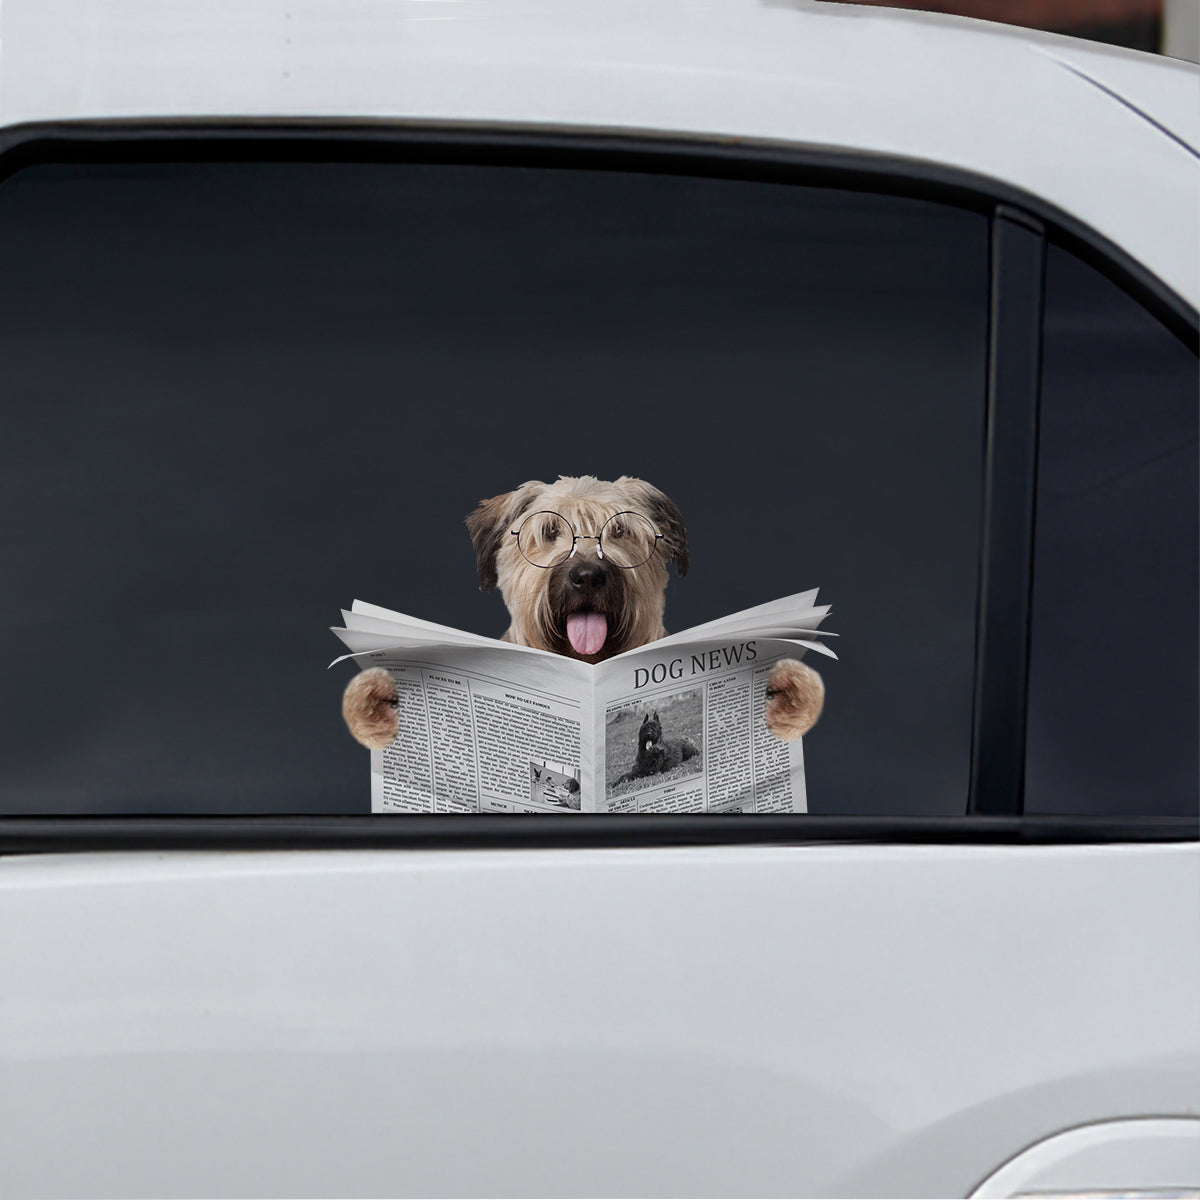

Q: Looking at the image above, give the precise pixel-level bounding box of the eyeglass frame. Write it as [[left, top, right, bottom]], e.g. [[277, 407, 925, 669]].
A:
[[509, 509, 664, 569]]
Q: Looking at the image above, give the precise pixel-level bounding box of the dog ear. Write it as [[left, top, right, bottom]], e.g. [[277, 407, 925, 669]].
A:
[[465, 481, 544, 590], [622, 478, 690, 577]]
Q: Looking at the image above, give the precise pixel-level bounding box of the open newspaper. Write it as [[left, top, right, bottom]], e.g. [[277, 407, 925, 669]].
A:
[[331, 591, 835, 814]]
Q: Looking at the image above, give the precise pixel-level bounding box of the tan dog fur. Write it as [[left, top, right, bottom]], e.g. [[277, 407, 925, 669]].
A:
[[343, 475, 823, 750]]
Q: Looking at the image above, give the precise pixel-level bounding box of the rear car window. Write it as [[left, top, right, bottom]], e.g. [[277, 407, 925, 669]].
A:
[[0, 159, 988, 816], [1025, 242, 1199, 817]]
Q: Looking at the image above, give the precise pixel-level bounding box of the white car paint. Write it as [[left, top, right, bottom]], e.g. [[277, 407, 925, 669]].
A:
[[2, 845, 1197, 1198], [0, 0, 1197, 309]]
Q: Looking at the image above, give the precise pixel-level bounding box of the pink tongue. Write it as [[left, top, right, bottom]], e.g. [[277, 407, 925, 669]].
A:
[[567, 612, 608, 656]]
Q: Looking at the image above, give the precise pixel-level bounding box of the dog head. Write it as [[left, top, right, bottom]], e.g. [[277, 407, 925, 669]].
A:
[[639, 711, 662, 750], [466, 475, 689, 663]]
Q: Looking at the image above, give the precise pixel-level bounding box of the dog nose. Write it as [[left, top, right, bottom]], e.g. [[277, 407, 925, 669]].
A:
[[568, 561, 608, 592]]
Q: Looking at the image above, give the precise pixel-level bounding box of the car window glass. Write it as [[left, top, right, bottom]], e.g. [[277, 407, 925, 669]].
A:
[[0, 160, 988, 816], [1025, 242, 1199, 817]]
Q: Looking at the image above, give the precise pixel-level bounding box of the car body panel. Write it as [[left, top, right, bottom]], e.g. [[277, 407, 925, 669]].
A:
[[2, 844, 1197, 1198], [0, 0, 1197, 309]]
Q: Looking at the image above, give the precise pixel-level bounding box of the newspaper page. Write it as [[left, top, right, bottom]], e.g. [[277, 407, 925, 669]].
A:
[[334, 614, 594, 813], [591, 593, 835, 814], [332, 591, 834, 814]]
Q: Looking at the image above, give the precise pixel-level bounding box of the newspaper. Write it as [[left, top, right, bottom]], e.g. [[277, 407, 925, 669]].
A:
[[331, 591, 836, 814]]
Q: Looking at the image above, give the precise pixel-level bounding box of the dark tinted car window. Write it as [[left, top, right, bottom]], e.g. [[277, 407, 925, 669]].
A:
[[0, 160, 987, 816], [1025, 243, 1199, 817]]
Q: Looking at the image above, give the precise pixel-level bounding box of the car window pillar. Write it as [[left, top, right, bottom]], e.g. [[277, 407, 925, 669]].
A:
[[969, 206, 1046, 815]]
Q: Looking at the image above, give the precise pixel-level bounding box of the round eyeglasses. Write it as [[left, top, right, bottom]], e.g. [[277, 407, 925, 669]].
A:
[[511, 510, 662, 569]]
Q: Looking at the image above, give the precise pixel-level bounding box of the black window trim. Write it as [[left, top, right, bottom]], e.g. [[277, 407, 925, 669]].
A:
[[0, 119, 1195, 853], [969, 207, 1046, 816], [0, 813, 1194, 852]]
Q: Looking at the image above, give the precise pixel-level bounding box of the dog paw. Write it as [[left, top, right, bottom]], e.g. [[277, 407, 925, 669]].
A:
[[342, 667, 400, 749], [764, 658, 824, 741]]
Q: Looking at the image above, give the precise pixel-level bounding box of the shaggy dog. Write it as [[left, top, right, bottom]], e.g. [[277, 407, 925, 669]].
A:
[[342, 475, 824, 749], [615, 710, 700, 787]]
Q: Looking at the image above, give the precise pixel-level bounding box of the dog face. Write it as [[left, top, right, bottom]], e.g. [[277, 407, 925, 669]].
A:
[[639, 711, 662, 750], [466, 476, 689, 663]]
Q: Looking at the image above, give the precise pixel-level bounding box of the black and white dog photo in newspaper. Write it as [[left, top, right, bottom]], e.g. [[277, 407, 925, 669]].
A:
[[607, 690, 704, 798], [342, 475, 826, 750]]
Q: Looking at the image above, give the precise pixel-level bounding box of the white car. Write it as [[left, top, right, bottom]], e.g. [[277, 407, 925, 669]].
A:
[[0, 1, 1196, 1197]]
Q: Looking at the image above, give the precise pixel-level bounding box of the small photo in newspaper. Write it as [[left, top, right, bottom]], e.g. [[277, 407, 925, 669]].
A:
[[605, 687, 705, 800], [529, 760, 582, 810]]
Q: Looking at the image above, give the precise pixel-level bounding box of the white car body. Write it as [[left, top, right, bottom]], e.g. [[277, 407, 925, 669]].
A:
[[3, 845, 1199, 1197], [0, 2, 1197, 1197]]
